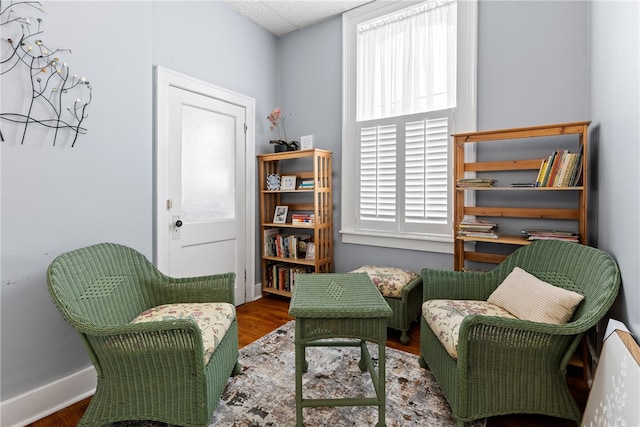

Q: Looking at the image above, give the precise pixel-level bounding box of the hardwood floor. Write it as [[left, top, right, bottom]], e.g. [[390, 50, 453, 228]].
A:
[[28, 295, 588, 427]]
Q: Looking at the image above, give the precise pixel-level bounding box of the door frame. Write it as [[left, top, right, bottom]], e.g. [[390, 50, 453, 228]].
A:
[[154, 65, 256, 303]]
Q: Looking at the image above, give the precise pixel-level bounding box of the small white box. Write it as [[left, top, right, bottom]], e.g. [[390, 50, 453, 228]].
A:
[[300, 135, 315, 150]]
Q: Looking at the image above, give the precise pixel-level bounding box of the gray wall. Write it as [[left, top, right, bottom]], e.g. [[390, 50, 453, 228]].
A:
[[477, 1, 589, 128], [1, 0, 278, 402], [589, 0, 640, 338]]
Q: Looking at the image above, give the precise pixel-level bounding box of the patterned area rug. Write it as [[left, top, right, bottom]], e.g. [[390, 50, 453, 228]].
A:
[[114, 321, 485, 426]]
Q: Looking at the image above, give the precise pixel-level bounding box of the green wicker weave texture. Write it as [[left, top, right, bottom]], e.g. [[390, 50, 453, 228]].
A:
[[46, 242, 239, 427], [289, 273, 390, 427], [384, 275, 423, 344], [418, 240, 621, 426], [289, 273, 393, 319]]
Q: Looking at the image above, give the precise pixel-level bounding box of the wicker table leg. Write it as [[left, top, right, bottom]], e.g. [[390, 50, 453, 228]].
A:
[[377, 339, 386, 427], [295, 329, 305, 426]]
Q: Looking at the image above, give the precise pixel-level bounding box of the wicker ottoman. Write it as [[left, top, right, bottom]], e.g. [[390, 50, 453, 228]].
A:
[[289, 273, 392, 427], [349, 265, 423, 344]]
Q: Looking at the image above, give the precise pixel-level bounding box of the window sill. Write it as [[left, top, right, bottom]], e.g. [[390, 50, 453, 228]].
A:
[[339, 229, 454, 254]]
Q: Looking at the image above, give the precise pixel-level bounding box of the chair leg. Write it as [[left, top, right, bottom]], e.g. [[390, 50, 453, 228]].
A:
[[232, 361, 242, 376], [400, 329, 410, 345], [418, 356, 428, 369]]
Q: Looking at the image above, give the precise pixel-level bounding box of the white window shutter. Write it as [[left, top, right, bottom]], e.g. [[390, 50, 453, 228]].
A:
[[360, 124, 397, 220], [405, 117, 449, 224]]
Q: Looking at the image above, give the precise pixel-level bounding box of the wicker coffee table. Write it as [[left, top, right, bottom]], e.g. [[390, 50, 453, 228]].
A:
[[288, 273, 393, 427]]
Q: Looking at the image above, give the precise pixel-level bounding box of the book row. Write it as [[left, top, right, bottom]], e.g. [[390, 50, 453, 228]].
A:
[[535, 148, 583, 187], [263, 229, 313, 259], [265, 264, 314, 292]]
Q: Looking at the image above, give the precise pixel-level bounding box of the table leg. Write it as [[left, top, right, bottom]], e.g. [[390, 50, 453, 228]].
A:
[[358, 339, 367, 371], [376, 339, 386, 427], [295, 341, 305, 427]]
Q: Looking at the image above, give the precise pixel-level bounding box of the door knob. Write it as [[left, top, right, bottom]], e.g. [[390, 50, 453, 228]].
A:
[[175, 219, 183, 228]]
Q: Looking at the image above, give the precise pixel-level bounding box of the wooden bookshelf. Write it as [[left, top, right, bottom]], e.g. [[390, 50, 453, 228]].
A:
[[453, 121, 590, 271], [257, 149, 333, 296]]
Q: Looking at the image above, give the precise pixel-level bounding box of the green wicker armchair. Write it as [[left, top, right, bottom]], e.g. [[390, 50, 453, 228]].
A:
[[47, 243, 240, 427], [418, 240, 620, 426]]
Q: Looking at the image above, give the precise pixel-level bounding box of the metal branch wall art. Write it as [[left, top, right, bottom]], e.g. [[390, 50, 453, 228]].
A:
[[0, 0, 92, 146]]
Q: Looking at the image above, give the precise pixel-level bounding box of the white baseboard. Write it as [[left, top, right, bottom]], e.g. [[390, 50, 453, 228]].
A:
[[253, 282, 262, 301], [0, 366, 96, 427]]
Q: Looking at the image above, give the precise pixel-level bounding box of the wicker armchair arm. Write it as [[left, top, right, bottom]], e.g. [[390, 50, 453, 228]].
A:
[[76, 316, 203, 338], [457, 315, 585, 368], [152, 272, 236, 306], [422, 268, 499, 301], [85, 320, 210, 381], [462, 314, 587, 336], [399, 275, 422, 299]]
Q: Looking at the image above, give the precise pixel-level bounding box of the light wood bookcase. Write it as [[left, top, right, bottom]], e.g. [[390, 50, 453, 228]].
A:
[[257, 149, 333, 297], [453, 121, 590, 271]]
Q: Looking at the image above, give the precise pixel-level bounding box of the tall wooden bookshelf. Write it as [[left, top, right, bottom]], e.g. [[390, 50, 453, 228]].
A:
[[453, 121, 590, 271], [258, 149, 333, 297]]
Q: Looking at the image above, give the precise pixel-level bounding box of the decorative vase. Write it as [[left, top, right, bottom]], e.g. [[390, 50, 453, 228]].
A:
[[271, 140, 298, 152]]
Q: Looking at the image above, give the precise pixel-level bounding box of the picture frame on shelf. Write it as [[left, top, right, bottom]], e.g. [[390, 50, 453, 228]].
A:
[[266, 174, 281, 190], [273, 205, 288, 224], [305, 242, 316, 260], [300, 135, 315, 150], [280, 175, 297, 191]]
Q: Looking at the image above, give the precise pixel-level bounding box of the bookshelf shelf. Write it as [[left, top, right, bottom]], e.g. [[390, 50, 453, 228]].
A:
[[258, 149, 333, 296], [262, 255, 318, 266], [453, 121, 590, 271], [456, 234, 531, 245], [456, 186, 584, 191]]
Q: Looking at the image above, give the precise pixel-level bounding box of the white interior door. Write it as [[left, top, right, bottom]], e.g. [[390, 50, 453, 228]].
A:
[[155, 67, 255, 305]]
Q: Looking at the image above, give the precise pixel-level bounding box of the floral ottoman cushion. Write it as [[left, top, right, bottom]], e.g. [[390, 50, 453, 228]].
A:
[[132, 302, 235, 364], [422, 299, 516, 359], [350, 265, 419, 298]]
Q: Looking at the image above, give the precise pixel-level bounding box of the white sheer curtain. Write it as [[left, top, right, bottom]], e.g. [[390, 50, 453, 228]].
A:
[[356, 0, 457, 122]]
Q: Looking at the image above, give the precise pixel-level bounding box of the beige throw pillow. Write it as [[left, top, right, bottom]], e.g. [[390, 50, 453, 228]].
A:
[[487, 267, 584, 324]]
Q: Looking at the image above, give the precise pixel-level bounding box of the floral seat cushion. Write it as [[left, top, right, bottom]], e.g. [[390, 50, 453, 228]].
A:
[[132, 302, 235, 364], [349, 265, 419, 298], [422, 299, 517, 359]]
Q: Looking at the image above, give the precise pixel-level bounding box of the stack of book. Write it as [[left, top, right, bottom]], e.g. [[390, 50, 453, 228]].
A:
[[522, 229, 579, 242], [458, 217, 499, 239], [457, 178, 497, 187], [291, 213, 314, 226], [297, 179, 314, 190], [535, 148, 583, 187]]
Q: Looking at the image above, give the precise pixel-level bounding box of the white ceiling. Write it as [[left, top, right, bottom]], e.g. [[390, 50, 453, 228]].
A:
[[223, 0, 372, 36]]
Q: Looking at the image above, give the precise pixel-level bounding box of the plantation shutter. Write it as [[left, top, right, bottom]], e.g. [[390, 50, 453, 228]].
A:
[[405, 117, 449, 224], [360, 124, 397, 221]]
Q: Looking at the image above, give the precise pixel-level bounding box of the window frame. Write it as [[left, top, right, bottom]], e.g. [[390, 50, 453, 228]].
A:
[[341, 0, 477, 253]]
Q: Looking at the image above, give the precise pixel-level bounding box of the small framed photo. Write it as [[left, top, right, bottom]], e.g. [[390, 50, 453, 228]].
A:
[[273, 206, 288, 224], [266, 174, 281, 191], [305, 242, 316, 260], [300, 135, 315, 150], [280, 175, 297, 190]]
